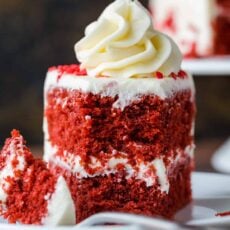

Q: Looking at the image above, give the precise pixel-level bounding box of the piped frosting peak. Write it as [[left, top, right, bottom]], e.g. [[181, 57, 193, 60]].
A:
[[75, 0, 182, 78]]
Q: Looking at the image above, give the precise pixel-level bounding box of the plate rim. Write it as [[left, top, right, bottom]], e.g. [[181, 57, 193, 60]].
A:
[[182, 56, 230, 76]]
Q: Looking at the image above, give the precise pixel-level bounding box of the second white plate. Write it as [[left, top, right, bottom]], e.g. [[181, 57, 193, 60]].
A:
[[182, 56, 230, 75]]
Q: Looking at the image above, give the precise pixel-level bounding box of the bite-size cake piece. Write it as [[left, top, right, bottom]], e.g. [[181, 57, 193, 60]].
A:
[[150, 0, 230, 57], [44, 0, 196, 223], [0, 130, 75, 225]]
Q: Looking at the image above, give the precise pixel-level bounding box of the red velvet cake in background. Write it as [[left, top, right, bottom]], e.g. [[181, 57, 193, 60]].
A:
[[150, 0, 230, 57], [0, 130, 75, 225], [44, 0, 196, 223]]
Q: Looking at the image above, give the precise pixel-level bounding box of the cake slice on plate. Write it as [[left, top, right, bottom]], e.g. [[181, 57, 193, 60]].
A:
[[0, 130, 75, 225]]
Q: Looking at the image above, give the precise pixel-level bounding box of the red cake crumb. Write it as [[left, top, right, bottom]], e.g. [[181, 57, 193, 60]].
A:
[[0, 130, 32, 174], [168, 71, 188, 79], [155, 71, 164, 79], [170, 72, 177, 80], [216, 211, 230, 217], [0, 131, 57, 225], [48, 64, 87, 77], [178, 70, 188, 79]]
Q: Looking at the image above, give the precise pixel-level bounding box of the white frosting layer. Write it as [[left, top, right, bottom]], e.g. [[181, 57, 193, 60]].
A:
[[44, 70, 194, 110], [44, 140, 194, 193], [0, 136, 26, 202], [75, 0, 182, 77], [150, 0, 217, 56], [42, 176, 76, 225], [135, 159, 169, 192]]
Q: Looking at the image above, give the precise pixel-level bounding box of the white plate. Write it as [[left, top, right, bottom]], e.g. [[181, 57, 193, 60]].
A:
[[211, 138, 230, 173], [182, 56, 230, 76], [1, 172, 230, 229]]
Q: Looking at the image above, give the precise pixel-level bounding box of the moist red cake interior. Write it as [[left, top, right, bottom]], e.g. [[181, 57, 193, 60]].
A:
[[0, 130, 57, 224]]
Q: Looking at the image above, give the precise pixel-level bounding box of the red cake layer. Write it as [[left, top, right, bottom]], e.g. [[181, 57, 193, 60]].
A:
[[49, 152, 193, 223], [0, 130, 57, 224], [45, 89, 195, 168]]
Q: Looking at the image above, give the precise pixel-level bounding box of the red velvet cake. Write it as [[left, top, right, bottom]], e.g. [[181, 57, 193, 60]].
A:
[[150, 0, 230, 57], [44, 67, 195, 222], [0, 130, 75, 225], [43, 0, 196, 223], [0, 0, 196, 225]]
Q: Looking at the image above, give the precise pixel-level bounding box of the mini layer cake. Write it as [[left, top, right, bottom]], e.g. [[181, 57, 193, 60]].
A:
[[44, 65, 195, 222], [0, 130, 75, 225], [43, 0, 196, 223], [150, 0, 230, 57]]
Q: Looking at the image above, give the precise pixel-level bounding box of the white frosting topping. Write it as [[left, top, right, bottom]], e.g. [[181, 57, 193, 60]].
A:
[[44, 70, 195, 110], [75, 0, 182, 77], [42, 176, 76, 225], [44, 140, 194, 193], [0, 136, 26, 202], [151, 0, 217, 56]]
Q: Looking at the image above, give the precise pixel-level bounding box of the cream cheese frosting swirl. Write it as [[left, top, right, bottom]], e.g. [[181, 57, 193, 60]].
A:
[[75, 0, 182, 78]]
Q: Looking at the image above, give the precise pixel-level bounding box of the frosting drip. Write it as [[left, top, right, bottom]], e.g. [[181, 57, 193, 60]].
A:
[[75, 0, 182, 78], [43, 176, 76, 225]]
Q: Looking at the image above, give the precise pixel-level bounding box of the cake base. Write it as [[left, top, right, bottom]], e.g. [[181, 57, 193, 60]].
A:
[[0, 130, 76, 225], [50, 154, 193, 223]]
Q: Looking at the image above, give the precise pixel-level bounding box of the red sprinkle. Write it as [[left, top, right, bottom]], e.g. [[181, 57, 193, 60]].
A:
[[11, 129, 20, 138], [48, 64, 87, 77], [178, 70, 187, 79], [170, 72, 177, 80], [155, 71, 164, 79]]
